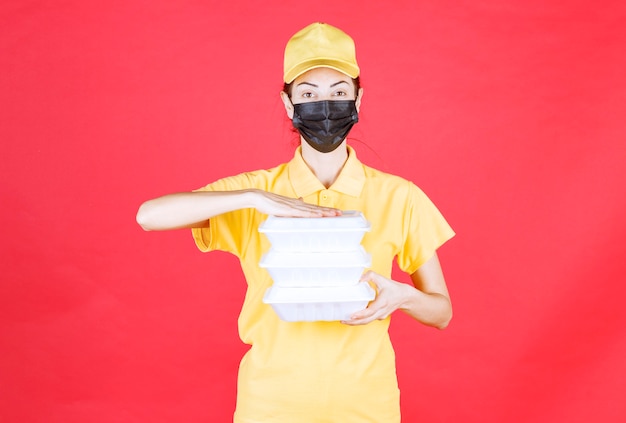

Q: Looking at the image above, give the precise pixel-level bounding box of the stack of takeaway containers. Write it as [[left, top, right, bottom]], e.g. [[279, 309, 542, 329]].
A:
[[259, 211, 375, 322]]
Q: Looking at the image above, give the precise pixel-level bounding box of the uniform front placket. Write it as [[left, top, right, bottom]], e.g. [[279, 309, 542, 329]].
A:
[[319, 189, 335, 207]]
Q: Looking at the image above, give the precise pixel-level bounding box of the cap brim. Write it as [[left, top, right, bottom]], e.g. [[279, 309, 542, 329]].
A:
[[284, 59, 360, 83]]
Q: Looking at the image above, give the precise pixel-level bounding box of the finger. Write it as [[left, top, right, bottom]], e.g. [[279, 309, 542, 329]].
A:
[[271, 200, 332, 216], [341, 314, 374, 325], [360, 271, 386, 291], [288, 206, 340, 217], [341, 317, 371, 326], [274, 210, 335, 218], [360, 270, 377, 282], [341, 309, 380, 326], [341, 301, 380, 325], [290, 204, 342, 217], [268, 195, 342, 217], [297, 202, 341, 214], [290, 198, 340, 212], [344, 308, 391, 325]]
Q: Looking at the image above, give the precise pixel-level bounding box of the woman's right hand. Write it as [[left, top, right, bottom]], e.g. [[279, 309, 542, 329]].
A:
[[250, 189, 341, 217], [137, 189, 341, 231]]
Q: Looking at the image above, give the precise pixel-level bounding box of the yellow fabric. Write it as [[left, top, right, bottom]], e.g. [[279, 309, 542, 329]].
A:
[[283, 22, 360, 83], [192, 147, 454, 423]]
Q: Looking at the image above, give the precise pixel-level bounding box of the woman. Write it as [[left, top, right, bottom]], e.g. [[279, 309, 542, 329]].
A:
[[137, 22, 454, 423]]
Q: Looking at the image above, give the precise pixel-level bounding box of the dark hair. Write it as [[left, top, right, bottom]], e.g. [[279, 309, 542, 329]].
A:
[[282, 76, 361, 98]]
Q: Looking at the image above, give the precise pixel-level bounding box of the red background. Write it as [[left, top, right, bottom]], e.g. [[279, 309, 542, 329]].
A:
[[2, 1, 625, 422]]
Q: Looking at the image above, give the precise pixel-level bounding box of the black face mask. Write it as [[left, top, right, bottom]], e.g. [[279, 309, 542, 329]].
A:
[[291, 100, 359, 153]]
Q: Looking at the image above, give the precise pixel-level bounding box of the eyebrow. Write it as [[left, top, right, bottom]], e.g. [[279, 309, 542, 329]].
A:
[[296, 81, 350, 88]]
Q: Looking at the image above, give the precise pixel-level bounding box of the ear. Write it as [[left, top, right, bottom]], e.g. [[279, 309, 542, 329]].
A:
[[280, 91, 294, 119], [355, 87, 364, 112]]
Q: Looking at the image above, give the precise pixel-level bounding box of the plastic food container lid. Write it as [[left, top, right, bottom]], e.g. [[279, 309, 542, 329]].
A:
[[259, 210, 371, 233], [259, 246, 371, 269]]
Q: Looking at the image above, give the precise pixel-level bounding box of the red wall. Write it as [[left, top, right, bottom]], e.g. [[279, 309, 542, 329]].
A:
[[2, 1, 625, 422]]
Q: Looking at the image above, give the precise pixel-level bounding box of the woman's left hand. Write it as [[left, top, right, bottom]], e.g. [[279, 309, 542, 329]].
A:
[[341, 254, 453, 329], [341, 271, 411, 326]]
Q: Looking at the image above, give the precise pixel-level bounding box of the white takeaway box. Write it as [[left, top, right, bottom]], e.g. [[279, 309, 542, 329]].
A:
[[262, 282, 376, 322], [258, 211, 370, 252], [259, 246, 371, 287]]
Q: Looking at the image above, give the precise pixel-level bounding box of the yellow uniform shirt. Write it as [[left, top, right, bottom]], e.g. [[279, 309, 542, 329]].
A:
[[192, 147, 454, 423]]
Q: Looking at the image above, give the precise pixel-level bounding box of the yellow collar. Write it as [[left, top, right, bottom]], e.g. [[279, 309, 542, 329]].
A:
[[287, 146, 366, 198]]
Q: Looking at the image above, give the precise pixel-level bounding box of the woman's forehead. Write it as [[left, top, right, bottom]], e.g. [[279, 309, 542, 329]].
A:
[[294, 67, 352, 85]]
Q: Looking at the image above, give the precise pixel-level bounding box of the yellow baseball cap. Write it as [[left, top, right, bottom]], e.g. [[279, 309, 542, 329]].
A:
[[283, 22, 360, 84]]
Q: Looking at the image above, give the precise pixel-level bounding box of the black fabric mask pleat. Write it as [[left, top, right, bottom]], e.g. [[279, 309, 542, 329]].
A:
[[292, 100, 359, 153]]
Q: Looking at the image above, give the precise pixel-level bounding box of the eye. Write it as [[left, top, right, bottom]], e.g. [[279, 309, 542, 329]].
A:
[[302, 92, 314, 98], [333, 90, 347, 97]]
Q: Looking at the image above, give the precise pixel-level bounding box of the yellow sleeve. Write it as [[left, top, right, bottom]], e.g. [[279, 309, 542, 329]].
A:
[[397, 182, 455, 274], [189, 174, 256, 257]]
